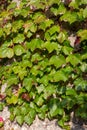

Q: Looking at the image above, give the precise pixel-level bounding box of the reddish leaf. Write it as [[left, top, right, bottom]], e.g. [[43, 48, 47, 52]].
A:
[[0, 94, 6, 101], [21, 93, 30, 102]]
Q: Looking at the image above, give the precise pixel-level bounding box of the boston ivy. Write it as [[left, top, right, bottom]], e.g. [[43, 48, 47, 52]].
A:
[[0, 0, 87, 129]]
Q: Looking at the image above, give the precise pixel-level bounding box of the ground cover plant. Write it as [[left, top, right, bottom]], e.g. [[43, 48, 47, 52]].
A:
[[0, 0, 87, 129]]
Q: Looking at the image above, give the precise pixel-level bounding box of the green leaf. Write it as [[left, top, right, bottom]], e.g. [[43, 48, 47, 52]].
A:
[[24, 114, 34, 125], [43, 85, 56, 99], [26, 39, 44, 51], [80, 63, 87, 72], [60, 11, 78, 24], [20, 106, 28, 115], [39, 75, 49, 86], [47, 0, 61, 6], [49, 25, 60, 35], [29, 108, 36, 119], [36, 84, 45, 94], [34, 95, 44, 106], [7, 75, 19, 87], [24, 20, 37, 33], [13, 33, 25, 43], [20, 8, 29, 17], [7, 2, 17, 11], [10, 114, 15, 121], [49, 98, 63, 117], [62, 46, 73, 55], [0, 103, 3, 111], [21, 60, 32, 68], [3, 23, 12, 35], [51, 3, 66, 16], [43, 41, 58, 53], [0, 47, 14, 58], [81, 53, 87, 60], [66, 54, 81, 66], [14, 45, 25, 56], [31, 53, 42, 62], [12, 20, 24, 32], [6, 95, 18, 105], [38, 112, 45, 120], [66, 88, 77, 96], [69, 0, 80, 9], [74, 78, 87, 91], [12, 65, 27, 80], [39, 19, 54, 31], [77, 30, 87, 41], [0, 28, 3, 37], [49, 55, 66, 68], [13, 8, 21, 17], [16, 115, 24, 125], [50, 70, 68, 82], [33, 12, 46, 24], [57, 32, 67, 43], [23, 78, 33, 92]]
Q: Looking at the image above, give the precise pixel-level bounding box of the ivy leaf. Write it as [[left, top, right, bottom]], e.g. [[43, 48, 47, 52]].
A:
[[21, 60, 32, 68], [49, 98, 63, 117], [66, 88, 77, 96], [36, 84, 45, 94], [49, 55, 66, 68], [69, 0, 80, 9], [83, 7, 87, 18], [26, 39, 44, 51], [50, 70, 68, 82], [13, 33, 25, 43], [7, 75, 19, 87], [33, 12, 46, 24], [77, 30, 87, 41], [14, 45, 25, 56], [0, 28, 3, 37], [16, 115, 24, 125], [57, 32, 67, 43], [34, 95, 44, 106], [47, 0, 61, 6], [51, 3, 66, 16], [20, 106, 28, 115], [7, 2, 17, 11], [74, 78, 87, 91], [3, 23, 12, 35], [31, 53, 42, 62], [23, 78, 33, 92], [20, 8, 29, 17], [13, 8, 21, 17], [12, 20, 24, 32], [66, 54, 81, 66], [12, 65, 27, 80], [6, 95, 18, 105], [0, 103, 3, 111], [0, 47, 14, 58], [39, 75, 49, 86], [38, 112, 45, 120], [24, 20, 37, 33], [80, 63, 87, 72], [43, 85, 56, 99], [62, 46, 73, 55], [49, 25, 60, 35], [24, 114, 34, 125], [60, 11, 78, 24], [43, 41, 58, 53], [39, 19, 54, 31], [29, 108, 36, 119]]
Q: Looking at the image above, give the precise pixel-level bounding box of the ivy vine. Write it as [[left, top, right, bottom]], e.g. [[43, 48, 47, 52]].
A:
[[0, 0, 87, 129]]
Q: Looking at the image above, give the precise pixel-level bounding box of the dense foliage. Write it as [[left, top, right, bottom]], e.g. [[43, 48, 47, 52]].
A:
[[0, 0, 87, 129]]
